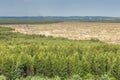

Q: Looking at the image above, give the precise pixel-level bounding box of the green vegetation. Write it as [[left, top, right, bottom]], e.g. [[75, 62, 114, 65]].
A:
[[1, 16, 120, 24], [0, 19, 62, 24], [0, 27, 120, 80]]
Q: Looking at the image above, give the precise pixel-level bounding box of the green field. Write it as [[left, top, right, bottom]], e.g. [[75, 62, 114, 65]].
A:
[[0, 19, 62, 24], [0, 27, 120, 80], [1, 17, 120, 24]]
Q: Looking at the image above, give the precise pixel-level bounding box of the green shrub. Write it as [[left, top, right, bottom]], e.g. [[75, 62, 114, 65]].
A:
[[0, 27, 120, 80], [0, 75, 6, 80]]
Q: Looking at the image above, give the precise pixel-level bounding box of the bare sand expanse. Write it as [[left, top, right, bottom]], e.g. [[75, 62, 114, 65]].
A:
[[1, 22, 120, 44]]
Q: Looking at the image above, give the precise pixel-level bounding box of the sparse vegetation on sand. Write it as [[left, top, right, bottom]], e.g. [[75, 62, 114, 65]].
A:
[[0, 27, 120, 80], [4, 22, 120, 44]]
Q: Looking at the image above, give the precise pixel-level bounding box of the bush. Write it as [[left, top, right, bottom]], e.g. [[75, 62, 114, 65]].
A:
[[0, 27, 119, 80], [0, 75, 6, 80]]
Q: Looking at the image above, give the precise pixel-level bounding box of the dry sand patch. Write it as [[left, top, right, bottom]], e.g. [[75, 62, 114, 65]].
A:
[[1, 22, 120, 44]]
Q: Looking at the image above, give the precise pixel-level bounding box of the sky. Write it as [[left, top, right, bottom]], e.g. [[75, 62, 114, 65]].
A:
[[0, 0, 120, 17]]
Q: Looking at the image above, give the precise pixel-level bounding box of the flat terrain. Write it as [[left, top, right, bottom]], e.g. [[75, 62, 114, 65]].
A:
[[1, 22, 120, 44]]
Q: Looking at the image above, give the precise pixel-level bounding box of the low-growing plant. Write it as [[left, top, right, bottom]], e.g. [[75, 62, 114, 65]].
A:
[[0, 27, 119, 80]]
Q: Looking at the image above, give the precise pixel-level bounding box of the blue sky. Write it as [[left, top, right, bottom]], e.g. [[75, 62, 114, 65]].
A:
[[0, 0, 120, 17]]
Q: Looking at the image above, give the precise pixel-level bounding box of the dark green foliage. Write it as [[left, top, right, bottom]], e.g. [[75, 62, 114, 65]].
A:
[[0, 27, 119, 80], [0, 19, 62, 24]]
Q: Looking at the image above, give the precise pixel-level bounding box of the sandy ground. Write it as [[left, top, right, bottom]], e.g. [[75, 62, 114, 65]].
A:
[[1, 22, 120, 44]]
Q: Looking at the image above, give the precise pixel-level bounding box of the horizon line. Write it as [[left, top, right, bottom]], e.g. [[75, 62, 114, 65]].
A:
[[0, 16, 119, 18]]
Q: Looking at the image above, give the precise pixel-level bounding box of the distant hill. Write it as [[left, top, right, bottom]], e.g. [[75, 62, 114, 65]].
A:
[[0, 16, 119, 20], [0, 16, 120, 24]]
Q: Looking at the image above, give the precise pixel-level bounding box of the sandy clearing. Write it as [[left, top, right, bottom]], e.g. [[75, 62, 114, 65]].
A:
[[1, 22, 120, 44]]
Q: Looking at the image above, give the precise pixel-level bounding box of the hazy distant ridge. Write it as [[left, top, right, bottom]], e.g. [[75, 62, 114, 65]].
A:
[[0, 16, 120, 23]]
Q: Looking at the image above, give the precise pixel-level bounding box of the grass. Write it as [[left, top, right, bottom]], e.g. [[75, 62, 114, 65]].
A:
[[0, 27, 119, 80], [0, 19, 63, 24]]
